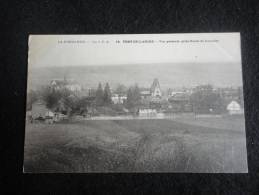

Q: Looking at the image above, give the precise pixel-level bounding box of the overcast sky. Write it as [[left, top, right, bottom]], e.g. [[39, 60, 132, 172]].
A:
[[28, 33, 242, 67], [27, 33, 243, 89]]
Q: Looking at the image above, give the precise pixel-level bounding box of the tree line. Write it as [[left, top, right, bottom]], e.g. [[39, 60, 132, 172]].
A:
[[27, 82, 243, 115]]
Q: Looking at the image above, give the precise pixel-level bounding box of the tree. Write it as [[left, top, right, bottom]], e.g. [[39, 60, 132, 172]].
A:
[[103, 83, 112, 105], [126, 87, 133, 108], [41, 86, 62, 109], [190, 85, 224, 114], [132, 84, 141, 104], [114, 84, 127, 95], [95, 83, 104, 106], [63, 94, 78, 115], [126, 84, 141, 109], [75, 96, 95, 115]]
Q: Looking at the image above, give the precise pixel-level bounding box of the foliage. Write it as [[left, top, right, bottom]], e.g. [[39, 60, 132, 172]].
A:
[[190, 85, 224, 114], [40, 86, 79, 116], [75, 96, 95, 114], [103, 83, 112, 105], [114, 84, 127, 95], [95, 83, 104, 106], [41, 86, 63, 109], [126, 84, 141, 109]]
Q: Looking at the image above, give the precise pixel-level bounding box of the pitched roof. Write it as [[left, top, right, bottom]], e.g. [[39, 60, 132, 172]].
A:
[[227, 100, 241, 110], [150, 78, 160, 92]]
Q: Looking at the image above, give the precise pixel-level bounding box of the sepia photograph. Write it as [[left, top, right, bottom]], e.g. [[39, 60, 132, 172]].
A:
[[24, 33, 247, 173]]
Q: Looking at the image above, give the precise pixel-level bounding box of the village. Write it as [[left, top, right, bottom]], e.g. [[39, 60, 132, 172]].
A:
[[26, 77, 244, 123], [23, 34, 248, 173]]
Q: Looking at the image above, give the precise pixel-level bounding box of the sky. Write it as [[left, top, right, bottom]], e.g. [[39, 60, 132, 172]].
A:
[[27, 33, 244, 89]]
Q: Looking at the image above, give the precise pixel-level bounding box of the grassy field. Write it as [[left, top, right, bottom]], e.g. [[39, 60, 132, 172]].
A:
[[23, 116, 248, 173]]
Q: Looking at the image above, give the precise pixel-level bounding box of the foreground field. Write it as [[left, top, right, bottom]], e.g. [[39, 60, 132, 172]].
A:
[[24, 117, 248, 172]]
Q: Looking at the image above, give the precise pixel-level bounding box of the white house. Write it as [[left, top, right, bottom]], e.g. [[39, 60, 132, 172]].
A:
[[227, 100, 243, 115], [138, 108, 157, 117], [111, 94, 127, 104]]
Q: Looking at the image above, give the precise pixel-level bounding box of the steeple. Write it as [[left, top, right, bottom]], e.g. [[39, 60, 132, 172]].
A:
[[151, 78, 160, 91], [150, 78, 162, 97]]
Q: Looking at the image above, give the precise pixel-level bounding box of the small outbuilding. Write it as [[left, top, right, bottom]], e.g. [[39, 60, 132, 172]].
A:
[[138, 108, 157, 117], [227, 100, 243, 115], [111, 94, 127, 104]]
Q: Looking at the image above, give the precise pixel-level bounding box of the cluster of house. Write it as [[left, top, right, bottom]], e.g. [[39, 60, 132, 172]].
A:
[[110, 78, 163, 104], [50, 78, 82, 93], [27, 77, 244, 123], [110, 78, 244, 115]]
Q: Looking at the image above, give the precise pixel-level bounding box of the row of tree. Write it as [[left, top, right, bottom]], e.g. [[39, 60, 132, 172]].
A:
[[95, 83, 112, 106], [190, 85, 224, 114], [27, 83, 243, 115], [27, 82, 144, 112]]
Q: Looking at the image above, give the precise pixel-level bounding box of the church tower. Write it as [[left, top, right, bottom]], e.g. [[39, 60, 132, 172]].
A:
[[150, 78, 162, 97]]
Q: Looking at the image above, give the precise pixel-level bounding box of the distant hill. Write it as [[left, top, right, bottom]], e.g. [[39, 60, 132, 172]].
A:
[[27, 63, 243, 91]]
